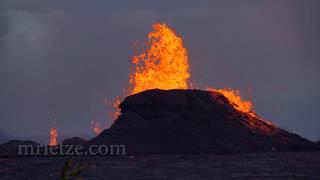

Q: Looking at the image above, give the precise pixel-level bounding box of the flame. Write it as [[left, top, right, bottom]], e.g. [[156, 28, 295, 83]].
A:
[[49, 127, 58, 146], [129, 23, 190, 94]]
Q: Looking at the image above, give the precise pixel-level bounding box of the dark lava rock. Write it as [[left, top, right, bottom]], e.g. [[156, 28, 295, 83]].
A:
[[0, 140, 39, 156], [90, 89, 317, 154], [62, 137, 87, 146]]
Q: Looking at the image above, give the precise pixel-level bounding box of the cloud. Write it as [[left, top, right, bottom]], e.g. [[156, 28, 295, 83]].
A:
[[4, 10, 63, 57]]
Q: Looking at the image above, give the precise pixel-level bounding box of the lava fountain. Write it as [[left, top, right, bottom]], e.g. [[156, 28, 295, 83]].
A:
[[129, 23, 190, 94], [103, 22, 263, 134], [49, 127, 58, 146], [109, 23, 191, 121]]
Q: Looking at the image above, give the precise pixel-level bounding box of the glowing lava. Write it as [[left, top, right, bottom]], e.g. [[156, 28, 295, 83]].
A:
[[107, 22, 264, 125], [91, 121, 103, 135], [129, 23, 190, 94], [49, 127, 58, 146], [108, 23, 191, 121], [207, 88, 253, 113]]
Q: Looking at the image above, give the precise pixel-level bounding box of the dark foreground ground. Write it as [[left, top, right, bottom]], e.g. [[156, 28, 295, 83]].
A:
[[0, 152, 319, 180]]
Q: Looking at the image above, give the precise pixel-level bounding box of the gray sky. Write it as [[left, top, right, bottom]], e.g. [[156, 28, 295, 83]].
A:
[[1, 0, 319, 143]]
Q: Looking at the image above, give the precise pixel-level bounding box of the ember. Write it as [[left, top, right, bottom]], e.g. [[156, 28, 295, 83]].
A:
[[91, 121, 103, 135]]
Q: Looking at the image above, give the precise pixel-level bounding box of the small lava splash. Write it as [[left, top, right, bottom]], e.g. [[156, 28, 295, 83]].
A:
[[49, 127, 58, 146]]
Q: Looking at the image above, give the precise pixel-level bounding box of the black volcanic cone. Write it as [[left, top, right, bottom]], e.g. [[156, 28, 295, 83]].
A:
[[90, 89, 317, 154], [0, 140, 39, 156]]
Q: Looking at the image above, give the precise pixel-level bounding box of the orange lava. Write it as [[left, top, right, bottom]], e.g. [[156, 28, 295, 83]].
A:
[[129, 23, 190, 94], [109, 23, 191, 120], [91, 121, 103, 135], [210, 88, 253, 113], [105, 96, 122, 123], [107, 22, 266, 126], [49, 127, 58, 146]]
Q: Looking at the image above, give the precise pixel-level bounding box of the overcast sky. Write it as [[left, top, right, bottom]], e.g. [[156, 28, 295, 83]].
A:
[[1, 0, 319, 143]]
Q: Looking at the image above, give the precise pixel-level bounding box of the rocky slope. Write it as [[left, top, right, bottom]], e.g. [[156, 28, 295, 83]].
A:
[[62, 137, 87, 146], [91, 89, 317, 154], [0, 140, 39, 156]]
